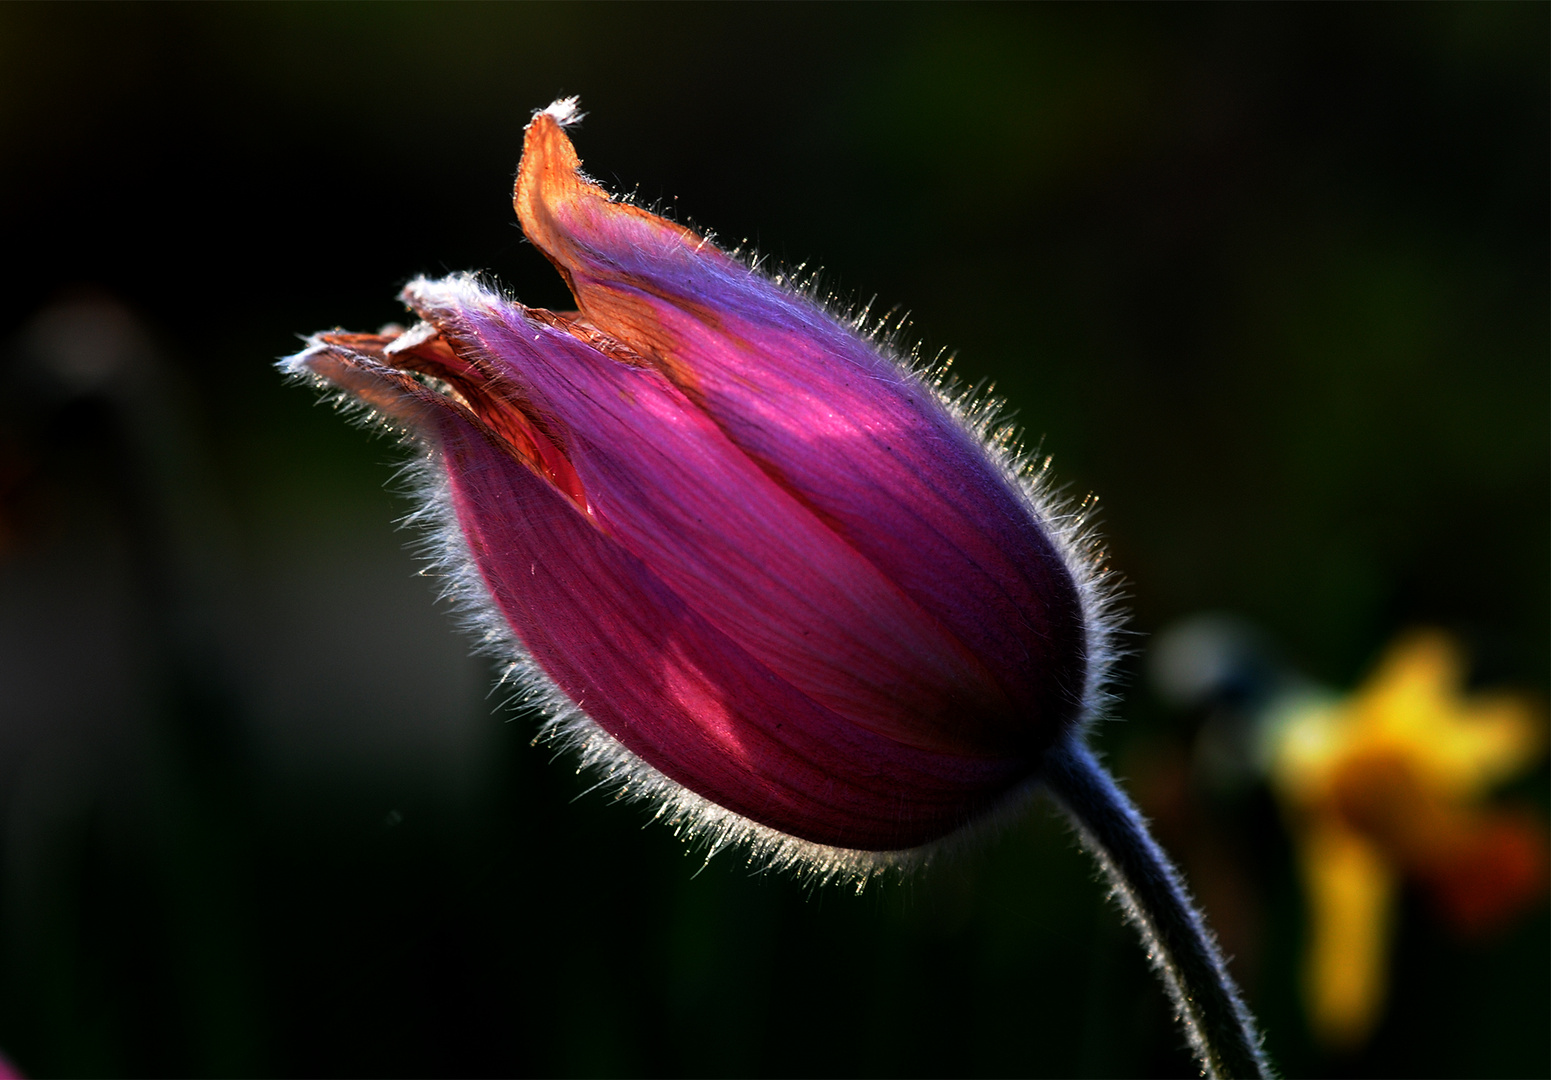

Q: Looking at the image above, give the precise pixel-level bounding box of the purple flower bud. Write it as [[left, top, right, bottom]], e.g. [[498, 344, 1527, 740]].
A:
[[285, 101, 1117, 876]]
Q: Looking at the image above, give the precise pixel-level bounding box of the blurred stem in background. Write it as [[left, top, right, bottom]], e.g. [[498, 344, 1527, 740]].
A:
[[5, 296, 263, 1074]]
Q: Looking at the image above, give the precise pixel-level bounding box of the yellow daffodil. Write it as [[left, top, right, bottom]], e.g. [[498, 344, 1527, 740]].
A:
[[1265, 630, 1547, 1050]]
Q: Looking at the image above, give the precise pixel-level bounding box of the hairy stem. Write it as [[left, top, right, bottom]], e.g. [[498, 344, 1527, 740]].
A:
[[1041, 738, 1273, 1079]]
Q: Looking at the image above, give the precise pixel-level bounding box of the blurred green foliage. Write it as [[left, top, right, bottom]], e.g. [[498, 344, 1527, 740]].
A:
[[0, 4, 1544, 1077]]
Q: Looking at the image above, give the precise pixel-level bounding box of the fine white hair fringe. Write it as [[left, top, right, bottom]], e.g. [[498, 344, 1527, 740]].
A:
[[280, 236, 1125, 896]]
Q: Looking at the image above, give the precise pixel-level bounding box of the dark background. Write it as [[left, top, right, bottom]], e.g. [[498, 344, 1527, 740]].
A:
[[0, 4, 1545, 1077]]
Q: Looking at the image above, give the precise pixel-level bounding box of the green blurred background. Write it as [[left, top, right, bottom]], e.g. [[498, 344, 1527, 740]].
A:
[[0, 4, 1545, 1077]]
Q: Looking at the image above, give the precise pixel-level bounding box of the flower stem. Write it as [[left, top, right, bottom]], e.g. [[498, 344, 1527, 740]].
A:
[[1041, 738, 1273, 1079]]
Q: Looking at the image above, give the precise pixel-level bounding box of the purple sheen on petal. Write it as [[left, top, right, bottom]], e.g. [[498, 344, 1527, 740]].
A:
[[438, 400, 1028, 850], [516, 116, 1088, 742], [399, 277, 1027, 760], [294, 333, 1023, 848]]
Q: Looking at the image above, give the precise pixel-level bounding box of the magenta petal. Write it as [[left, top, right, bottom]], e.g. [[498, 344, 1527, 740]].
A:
[[287, 113, 1112, 860], [292, 335, 1019, 849], [624, 280, 1088, 728], [400, 277, 1024, 758], [434, 384, 1027, 850], [516, 115, 1089, 741]]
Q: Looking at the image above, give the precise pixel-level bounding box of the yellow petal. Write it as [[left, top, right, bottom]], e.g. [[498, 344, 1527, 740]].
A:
[[1266, 691, 1347, 804], [1298, 820, 1397, 1050], [1354, 631, 1544, 795]]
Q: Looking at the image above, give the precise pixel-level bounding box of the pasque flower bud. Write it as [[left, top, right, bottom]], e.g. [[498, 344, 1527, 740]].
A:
[[285, 99, 1116, 877], [285, 102, 1274, 1078]]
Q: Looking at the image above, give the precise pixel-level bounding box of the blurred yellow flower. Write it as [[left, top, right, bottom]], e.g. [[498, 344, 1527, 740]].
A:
[[1266, 630, 1547, 1051]]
